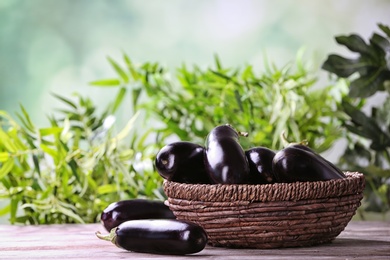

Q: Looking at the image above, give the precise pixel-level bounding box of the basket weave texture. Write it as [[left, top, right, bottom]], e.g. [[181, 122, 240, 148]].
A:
[[163, 172, 365, 249]]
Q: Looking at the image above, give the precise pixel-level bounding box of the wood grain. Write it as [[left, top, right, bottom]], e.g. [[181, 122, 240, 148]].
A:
[[0, 221, 389, 259]]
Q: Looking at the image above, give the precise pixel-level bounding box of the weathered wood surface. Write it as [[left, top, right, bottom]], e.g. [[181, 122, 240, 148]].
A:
[[0, 221, 389, 259]]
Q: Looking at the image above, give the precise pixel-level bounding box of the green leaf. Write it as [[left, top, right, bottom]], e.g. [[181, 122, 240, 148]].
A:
[[40, 143, 58, 158], [210, 70, 231, 81], [111, 87, 127, 114], [97, 184, 118, 195], [0, 129, 18, 153], [9, 198, 19, 224], [39, 127, 63, 136], [0, 159, 14, 179], [370, 33, 390, 52], [349, 69, 386, 98], [321, 54, 361, 77], [0, 203, 10, 216], [0, 152, 10, 162], [17, 104, 35, 132], [124, 54, 141, 81], [336, 34, 371, 54], [32, 155, 40, 175], [342, 100, 390, 146], [68, 159, 81, 183], [90, 79, 121, 87], [132, 88, 143, 108], [51, 92, 78, 109], [56, 204, 85, 224], [214, 54, 222, 70], [378, 23, 390, 39], [112, 111, 140, 142], [108, 56, 129, 83]]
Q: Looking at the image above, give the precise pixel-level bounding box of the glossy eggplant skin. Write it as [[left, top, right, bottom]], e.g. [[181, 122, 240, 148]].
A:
[[289, 144, 346, 178], [101, 199, 176, 232], [155, 141, 211, 184], [108, 219, 208, 255], [204, 125, 250, 184], [245, 147, 276, 184], [272, 146, 346, 183]]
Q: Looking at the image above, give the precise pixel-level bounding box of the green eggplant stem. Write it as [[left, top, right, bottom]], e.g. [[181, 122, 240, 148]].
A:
[[281, 131, 308, 147], [95, 227, 118, 245]]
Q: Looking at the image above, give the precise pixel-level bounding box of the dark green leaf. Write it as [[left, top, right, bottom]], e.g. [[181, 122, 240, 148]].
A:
[[321, 54, 361, 77], [342, 100, 384, 140], [32, 155, 40, 175], [335, 34, 370, 54], [370, 33, 390, 53], [378, 23, 390, 38], [68, 159, 81, 183], [349, 69, 385, 98], [210, 70, 231, 81], [132, 88, 142, 108]]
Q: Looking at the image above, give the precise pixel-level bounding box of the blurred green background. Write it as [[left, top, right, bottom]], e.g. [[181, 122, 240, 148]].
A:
[[1, 0, 390, 224], [1, 0, 390, 126]]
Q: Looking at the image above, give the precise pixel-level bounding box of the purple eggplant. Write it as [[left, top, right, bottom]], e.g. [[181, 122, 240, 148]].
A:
[[96, 219, 208, 255], [204, 124, 250, 184], [272, 146, 346, 183], [288, 143, 346, 178], [100, 199, 176, 232], [245, 146, 276, 184], [155, 141, 211, 184]]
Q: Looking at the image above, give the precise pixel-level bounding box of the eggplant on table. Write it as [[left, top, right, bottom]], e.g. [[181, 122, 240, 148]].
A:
[[100, 199, 175, 232], [96, 219, 208, 255]]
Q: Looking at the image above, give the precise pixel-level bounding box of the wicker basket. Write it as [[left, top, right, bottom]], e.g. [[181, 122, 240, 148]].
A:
[[163, 172, 365, 249]]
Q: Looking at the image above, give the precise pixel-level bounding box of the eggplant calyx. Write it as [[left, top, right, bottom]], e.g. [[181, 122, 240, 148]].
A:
[[238, 131, 249, 137], [96, 227, 118, 247], [280, 131, 308, 148], [224, 123, 249, 137]]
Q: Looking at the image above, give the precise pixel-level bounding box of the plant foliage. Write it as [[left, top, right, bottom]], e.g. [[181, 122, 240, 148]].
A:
[[0, 94, 163, 224], [0, 51, 348, 224], [322, 23, 390, 216], [92, 52, 346, 153]]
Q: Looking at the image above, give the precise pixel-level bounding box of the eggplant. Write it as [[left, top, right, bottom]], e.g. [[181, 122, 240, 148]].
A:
[[100, 199, 176, 232], [204, 124, 250, 184], [155, 141, 211, 184], [289, 143, 346, 178], [272, 146, 346, 183], [96, 219, 208, 255], [245, 146, 276, 184]]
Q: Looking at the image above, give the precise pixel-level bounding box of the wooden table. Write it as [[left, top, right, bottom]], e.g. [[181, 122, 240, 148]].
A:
[[0, 221, 389, 259]]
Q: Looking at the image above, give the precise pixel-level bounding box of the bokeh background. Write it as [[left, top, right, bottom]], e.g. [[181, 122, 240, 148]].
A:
[[1, 0, 390, 125]]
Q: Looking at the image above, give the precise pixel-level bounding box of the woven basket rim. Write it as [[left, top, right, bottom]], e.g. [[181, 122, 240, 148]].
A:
[[163, 171, 365, 202]]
